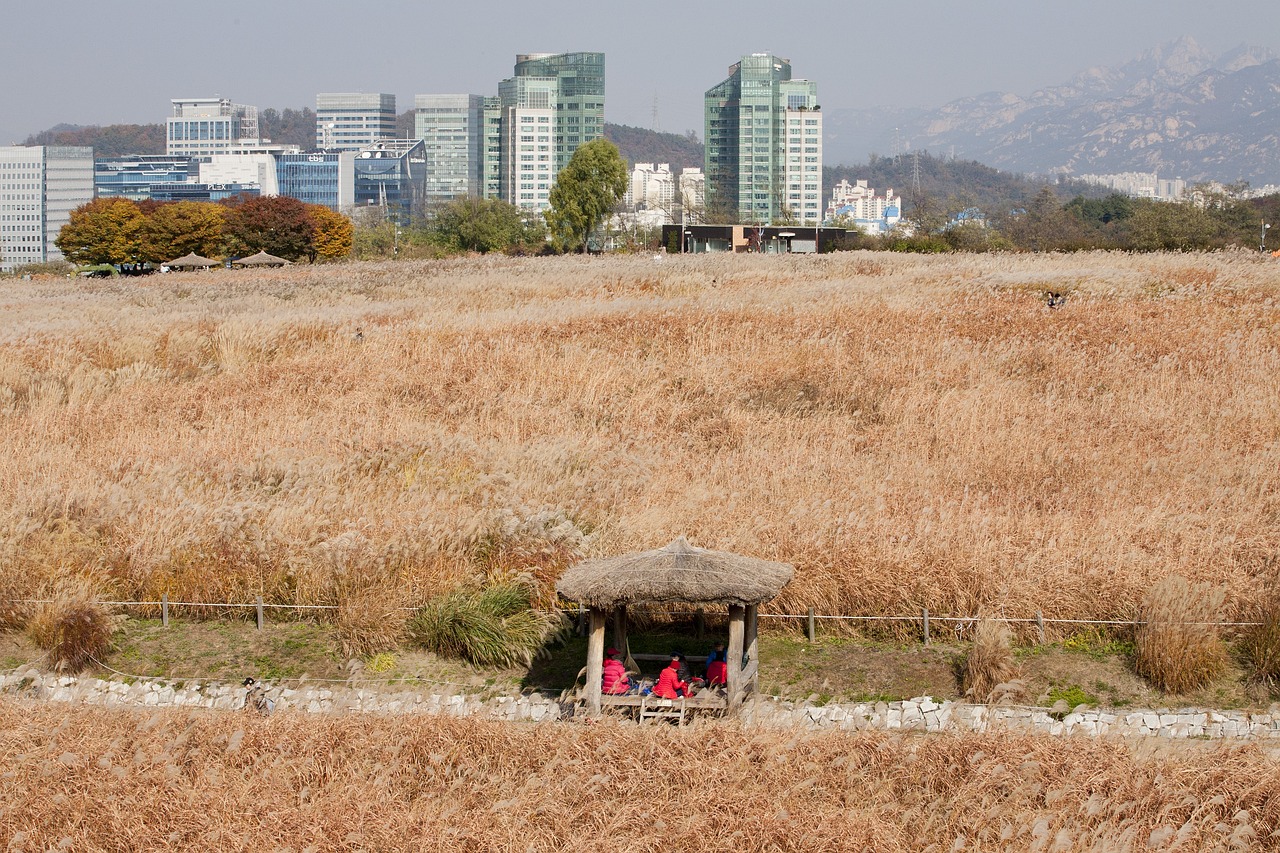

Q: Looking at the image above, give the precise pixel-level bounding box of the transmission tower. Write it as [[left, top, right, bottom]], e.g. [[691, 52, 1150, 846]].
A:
[[652, 95, 659, 132], [912, 150, 922, 196]]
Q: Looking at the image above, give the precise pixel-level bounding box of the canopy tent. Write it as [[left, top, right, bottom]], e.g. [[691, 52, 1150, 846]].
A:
[[165, 252, 219, 270], [232, 250, 291, 267], [556, 537, 794, 716]]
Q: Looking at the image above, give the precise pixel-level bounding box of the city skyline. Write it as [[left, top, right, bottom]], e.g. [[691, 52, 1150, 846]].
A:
[[3, 0, 1278, 154]]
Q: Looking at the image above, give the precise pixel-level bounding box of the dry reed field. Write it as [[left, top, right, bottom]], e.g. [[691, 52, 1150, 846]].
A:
[[2, 699, 1279, 851], [1, 251, 1278, 627]]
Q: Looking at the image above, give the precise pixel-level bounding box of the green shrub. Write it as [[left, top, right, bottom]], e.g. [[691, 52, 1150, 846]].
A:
[[1133, 576, 1227, 693], [408, 582, 560, 667], [26, 579, 114, 672]]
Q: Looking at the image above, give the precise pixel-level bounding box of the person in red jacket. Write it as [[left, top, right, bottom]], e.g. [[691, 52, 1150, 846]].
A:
[[652, 653, 689, 699], [602, 647, 634, 695]]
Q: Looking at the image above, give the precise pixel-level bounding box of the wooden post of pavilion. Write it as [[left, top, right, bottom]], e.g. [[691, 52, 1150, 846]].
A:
[[744, 603, 759, 695], [726, 604, 746, 709], [585, 607, 607, 716]]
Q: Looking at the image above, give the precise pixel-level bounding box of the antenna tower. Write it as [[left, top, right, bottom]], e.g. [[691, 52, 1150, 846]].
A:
[[652, 95, 659, 132]]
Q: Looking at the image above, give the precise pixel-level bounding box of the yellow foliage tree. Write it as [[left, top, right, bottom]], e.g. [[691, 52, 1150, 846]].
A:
[[141, 201, 226, 263], [55, 198, 146, 265], [308, 205, 354, 262]]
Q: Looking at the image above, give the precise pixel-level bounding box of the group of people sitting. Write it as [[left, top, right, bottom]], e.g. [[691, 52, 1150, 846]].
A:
[[602, 643, 729, 699]]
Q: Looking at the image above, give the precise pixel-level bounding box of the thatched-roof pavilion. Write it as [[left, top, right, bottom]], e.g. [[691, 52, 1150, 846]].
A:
[[165, 252, 219, 270], [233, 250, 291, 267], [556, 537, 794, 716]]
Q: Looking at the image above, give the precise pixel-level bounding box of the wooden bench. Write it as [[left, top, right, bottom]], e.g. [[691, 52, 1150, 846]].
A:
[[598, 693, 727, 725]]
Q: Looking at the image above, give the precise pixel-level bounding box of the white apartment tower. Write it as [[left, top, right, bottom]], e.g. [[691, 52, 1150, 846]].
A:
[[627, 163, 675, 217], [166, 98, 261, 156], [0, 146, 94, 272], [680, 168, 706, 224], [316, 93, 397, 151]]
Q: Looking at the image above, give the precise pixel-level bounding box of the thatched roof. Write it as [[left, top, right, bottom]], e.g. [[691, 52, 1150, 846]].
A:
[[556, 537, 794, 608], [166, 252, 219, 269], [233, 250, 291, 267]]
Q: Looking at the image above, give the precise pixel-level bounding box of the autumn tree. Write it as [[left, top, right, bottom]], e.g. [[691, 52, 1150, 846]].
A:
[[141, 201, 226, 263], [307, 205, 354, 261], [55, 198, 147, 265], [545, 138, 628, 253], [220, 195, 315, 261]]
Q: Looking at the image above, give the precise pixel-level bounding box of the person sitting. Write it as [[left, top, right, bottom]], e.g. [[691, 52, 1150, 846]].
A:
[[601, 647, 635, 695], [652, 653, 689, 699], [705, 642, 728, 688]]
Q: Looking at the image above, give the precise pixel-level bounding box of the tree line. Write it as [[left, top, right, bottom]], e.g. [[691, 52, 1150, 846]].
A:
[[55, 195, 353, 266]]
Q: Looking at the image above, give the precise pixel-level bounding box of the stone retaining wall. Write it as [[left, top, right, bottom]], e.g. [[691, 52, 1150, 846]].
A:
[[5, 667, 1279, 740]]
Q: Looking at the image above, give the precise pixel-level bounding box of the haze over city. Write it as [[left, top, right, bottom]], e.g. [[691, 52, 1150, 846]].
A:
[[5, 0, 1278, 159]]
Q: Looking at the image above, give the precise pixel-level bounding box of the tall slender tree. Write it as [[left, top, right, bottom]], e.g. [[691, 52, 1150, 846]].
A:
[[545, 138, 628, 253]]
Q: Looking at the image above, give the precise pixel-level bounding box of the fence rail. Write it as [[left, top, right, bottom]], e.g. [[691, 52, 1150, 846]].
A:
[[5, 597, 1264, 643]]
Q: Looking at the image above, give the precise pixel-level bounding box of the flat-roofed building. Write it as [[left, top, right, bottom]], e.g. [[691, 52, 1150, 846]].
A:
[[316, 93, 396, 151], [415, 94, 484, 204], [0, 145, 93, 272], [167, 98, 261, 157]]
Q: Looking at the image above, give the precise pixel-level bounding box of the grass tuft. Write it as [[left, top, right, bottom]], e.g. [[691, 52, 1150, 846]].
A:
[[1133, 575, 1227, 693], [962, 617, 1021, 703], [1242, 589, 1280, 689], [25, 579, 114, 672], [408, 582, 559, 667]]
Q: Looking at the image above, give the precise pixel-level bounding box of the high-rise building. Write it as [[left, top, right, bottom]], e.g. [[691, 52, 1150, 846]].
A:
[[0, 146, 93, 272], [167, 98, 261, 156], [704, 55, 822, 225], [486, 52, 605, 212], [316, 93, 397, 151], [415, 94, 484, 205], [679, 167, 706, 224]]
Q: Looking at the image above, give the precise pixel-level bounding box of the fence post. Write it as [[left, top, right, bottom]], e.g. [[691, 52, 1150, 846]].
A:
[[255, 596, 264, 631], [161, 593, 169, 628], [695, 608, 705, 640], [1036, 610, 1045, 644], [807, 607, 816, 643], [922, 607, 930, 646]]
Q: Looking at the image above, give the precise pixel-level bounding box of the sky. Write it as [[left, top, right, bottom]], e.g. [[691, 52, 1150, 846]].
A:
[[4, 0, 1279, 150]]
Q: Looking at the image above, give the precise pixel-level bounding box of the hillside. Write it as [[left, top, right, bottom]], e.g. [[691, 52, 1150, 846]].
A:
[[604, 122, 703, 170], [22, 107, 319, 156], [829, 37, 1280, 184]]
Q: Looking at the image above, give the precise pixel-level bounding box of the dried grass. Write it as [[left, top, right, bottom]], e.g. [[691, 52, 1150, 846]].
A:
[[1134, 576, 1229, 693], [1242, 588, 1280, 689], [24, 579, 114, 671], [963, 617, 1021, 702], [2, 700, 1279, 851], [1, 252, 1277, 627]]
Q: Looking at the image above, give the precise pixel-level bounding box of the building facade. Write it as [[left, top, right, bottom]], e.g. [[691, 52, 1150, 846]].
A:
[[276, 151, 356, 211], [316, 93, 397, 151], [680, 168, 706, 224], [95, 156, 194, 201], [166, 98, 261, 157], [415, 94, 485, 205], [704, 55, 822, 225], [0, 146, 93, 272], [353, 139, 427, 223]]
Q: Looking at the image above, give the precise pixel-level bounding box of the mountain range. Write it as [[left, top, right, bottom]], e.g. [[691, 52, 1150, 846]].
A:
[[824, 37, 1280, 185]]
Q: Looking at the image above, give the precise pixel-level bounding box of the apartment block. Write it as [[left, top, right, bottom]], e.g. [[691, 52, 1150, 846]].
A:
[[705, 55, 822, 225]]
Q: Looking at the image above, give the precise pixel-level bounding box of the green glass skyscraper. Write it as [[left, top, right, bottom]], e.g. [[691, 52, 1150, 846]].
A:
[[705, 54, 822, 225]]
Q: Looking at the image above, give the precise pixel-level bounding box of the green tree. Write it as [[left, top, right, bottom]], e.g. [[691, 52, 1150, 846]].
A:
[[220, 195, 316, 261], [1000, 187, 1086, 251], [307, 205, 354, 261], [55, 198, 146, 265], [141, 201, 226, 263], [428, 197, 544, 254], [1122, 200, 1221, 251], [545, 138, 628, 253]]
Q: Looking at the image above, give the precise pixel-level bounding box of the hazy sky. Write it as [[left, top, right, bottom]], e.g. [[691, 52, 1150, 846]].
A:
[[4, 0, 1278, 149]]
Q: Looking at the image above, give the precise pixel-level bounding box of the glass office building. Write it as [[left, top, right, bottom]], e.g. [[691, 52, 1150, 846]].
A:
[[316, 93, 396, 151], [415, 94, 484, 205], [353, 139, 427, 223], [94, 156, 194, 201], [276, 151, 356, 210]]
